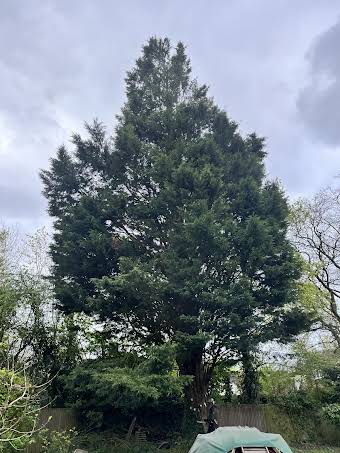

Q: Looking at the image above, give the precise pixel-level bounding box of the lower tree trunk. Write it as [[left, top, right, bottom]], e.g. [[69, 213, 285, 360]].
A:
[[240, 350, 259, 403], [179, 351, 213, 420]]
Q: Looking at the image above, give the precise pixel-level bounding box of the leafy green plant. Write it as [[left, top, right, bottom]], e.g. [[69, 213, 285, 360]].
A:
[[0, 367, 39, 452], [322, 404, 340, 425], [64, 344, 190, 434], [68, 432, 193, 453], [41, 428, 76, 453]]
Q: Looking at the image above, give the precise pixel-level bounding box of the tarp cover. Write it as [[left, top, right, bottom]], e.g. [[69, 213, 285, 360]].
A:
[[188, 427, 293, 453]]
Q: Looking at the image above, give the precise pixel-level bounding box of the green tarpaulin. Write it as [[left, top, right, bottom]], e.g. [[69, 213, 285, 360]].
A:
[[188, 427, 293, 453]]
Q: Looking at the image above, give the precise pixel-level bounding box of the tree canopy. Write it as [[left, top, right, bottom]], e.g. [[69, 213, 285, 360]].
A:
[[41, 37, 309, 409]]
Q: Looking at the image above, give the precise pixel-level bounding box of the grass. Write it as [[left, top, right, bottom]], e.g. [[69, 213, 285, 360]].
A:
[[74, 433, 193, 452], [75, 444, 340, 453], [294, 449, 340, 453], [93, 444, 340, 453], [74, 438, 340, 453], [72, 432, 340, 453]]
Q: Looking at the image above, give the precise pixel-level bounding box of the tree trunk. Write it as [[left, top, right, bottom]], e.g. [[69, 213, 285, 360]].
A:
[[179, 351, 212, 420], [240, 351, 259, 403]]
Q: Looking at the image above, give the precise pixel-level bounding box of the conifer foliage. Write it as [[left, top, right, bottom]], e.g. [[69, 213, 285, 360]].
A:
[[41, 38, 308, 409]]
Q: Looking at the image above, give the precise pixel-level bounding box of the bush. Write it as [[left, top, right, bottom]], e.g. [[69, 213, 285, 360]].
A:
[[322, 403, 340, 425], [41, 429, 76, 453], [71, 432, 193, 453], [64, 344, 191, 436]]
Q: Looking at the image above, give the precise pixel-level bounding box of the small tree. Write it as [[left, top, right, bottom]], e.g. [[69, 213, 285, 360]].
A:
[[0, 227, 82, 405], [0, 363, 51, 452], [291, 188, 340, 347]]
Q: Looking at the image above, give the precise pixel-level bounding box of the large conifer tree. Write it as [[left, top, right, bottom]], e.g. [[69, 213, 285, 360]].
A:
[[41, 38, 308, 409]]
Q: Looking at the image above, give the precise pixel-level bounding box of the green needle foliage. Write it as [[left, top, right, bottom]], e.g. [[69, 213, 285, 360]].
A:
[[64, 344, 189, 435], [41, 37, 310, 409]]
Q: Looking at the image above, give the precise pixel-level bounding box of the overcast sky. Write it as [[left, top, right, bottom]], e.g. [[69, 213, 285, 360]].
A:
[[1, 0, 340, 233]]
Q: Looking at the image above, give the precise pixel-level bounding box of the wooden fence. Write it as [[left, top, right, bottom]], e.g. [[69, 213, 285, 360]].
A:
[[217, 404, 340, 445], [25, 404, 340, 450], [26, 408, 78, 453], [217, 404, 266, 431]]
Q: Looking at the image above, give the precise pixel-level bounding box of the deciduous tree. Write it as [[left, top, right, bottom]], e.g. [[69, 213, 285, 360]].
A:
[[291, 188, 340, 347]]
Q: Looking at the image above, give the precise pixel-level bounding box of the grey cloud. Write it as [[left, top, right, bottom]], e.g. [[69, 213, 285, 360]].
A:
[[298, 17, 340, 145], [1, 0, 340, 231], [0, 184, 44, 218]]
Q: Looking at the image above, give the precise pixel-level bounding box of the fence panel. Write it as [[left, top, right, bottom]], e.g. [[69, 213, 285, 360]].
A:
[[25, 408, 78, 453], [217, 404, 266, 431]]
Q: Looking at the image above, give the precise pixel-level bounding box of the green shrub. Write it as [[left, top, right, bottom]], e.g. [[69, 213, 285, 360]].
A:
[[322, 404, 340, 425], [41, 429, 76, 453], [64, 344, 191, 436], [72, 433, 193, 453]]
